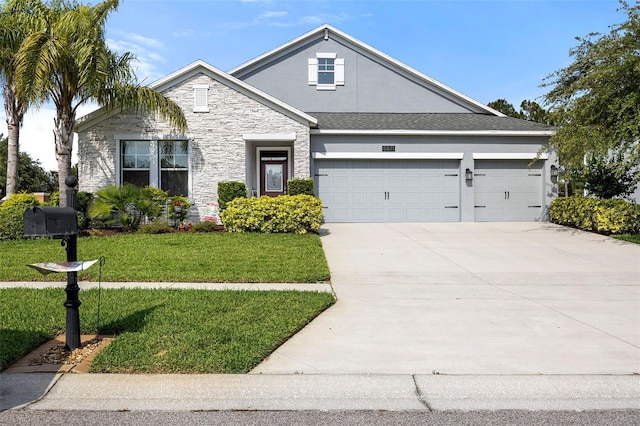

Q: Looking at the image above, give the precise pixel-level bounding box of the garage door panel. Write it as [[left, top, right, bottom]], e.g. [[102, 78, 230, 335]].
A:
[[316, 159, 460, 223], [474, 160, 543, 222]]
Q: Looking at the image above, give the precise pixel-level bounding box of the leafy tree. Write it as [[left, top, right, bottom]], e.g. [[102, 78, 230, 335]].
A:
[[487, 98, 551, 124], [13, 0, 187, 207], [487, 99, 521, 118], [0, 134, 57, 195], [582, 154, 638, 199], [543, 0, 640, 172]]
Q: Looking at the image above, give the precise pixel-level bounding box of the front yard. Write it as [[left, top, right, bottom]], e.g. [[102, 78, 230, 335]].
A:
[[0, 232, 330, 283], [0, 232, 334, 373]]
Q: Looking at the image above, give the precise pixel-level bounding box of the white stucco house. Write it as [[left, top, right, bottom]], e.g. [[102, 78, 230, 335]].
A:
[[76, 24, 557, 223]]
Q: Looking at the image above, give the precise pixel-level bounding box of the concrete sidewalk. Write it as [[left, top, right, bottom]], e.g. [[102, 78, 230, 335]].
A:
[[2, 373, 639, 411]]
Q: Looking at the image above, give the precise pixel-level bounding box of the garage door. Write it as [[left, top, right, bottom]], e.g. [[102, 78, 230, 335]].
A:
[[315, 159, 460, 222], [474, 160, 543, 221]]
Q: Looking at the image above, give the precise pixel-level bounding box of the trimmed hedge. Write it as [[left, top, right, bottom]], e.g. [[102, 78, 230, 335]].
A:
[[221, 195, 322, 234], [218, 181, 247, 211], [0, 193, 42, 240], [549, 197, 640, 235], [287, 178, 315, 196]]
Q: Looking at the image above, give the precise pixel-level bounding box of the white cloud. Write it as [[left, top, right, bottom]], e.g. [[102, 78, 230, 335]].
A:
[[107, 30, 167, 83], [260, 11, 287, 19]]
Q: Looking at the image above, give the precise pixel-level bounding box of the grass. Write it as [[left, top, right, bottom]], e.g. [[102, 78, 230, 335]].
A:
[[0, 287, 335, 373], [0, 232, 330, 283], [612, 234, 640, 244]]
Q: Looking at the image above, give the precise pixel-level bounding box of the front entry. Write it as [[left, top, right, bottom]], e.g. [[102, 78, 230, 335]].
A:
[[260, 151, 288, 196]]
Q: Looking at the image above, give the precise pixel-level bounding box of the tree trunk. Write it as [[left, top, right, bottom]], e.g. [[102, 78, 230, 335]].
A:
[[54, 106, 76, 207], [4, 83, 23, 198]]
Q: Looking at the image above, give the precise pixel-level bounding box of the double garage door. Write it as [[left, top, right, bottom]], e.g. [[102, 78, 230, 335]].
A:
[[315, 158, 544, 223], [315, 159, 461, 222]]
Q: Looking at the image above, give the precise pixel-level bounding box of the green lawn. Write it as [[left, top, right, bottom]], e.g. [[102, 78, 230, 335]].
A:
[[0, 287, 335, 373], [612, 234, 640, 244], [0, 232, 330, 283]]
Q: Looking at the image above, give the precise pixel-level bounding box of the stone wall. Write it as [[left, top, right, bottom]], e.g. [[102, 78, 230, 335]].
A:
[[77, 72, 311, 221]]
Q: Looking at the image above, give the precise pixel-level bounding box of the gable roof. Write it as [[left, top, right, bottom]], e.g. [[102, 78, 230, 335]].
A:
[[230, 24, 506, 117], [75, 60, 317, 132], [310, 112, 555, 136]]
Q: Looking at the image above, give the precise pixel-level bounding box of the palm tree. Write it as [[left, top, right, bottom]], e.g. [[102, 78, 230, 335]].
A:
[[13, 0, 187, 206], [0, 0, 39, 198]]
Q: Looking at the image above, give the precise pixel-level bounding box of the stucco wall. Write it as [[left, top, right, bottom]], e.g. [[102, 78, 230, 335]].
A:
[[77, 72, 310, 221], [236, 37, 474, 114]]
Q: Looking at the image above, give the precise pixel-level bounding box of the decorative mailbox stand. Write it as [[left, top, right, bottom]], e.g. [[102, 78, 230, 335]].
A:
[[23, 176, 81, 351]]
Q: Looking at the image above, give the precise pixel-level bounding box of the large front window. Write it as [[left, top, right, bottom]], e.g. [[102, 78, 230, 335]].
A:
[[120, 140, 189, 196]]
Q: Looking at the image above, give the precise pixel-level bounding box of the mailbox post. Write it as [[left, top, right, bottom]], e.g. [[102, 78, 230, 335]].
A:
[[23, 176, 81, 351], [63, 176, 81, 351]]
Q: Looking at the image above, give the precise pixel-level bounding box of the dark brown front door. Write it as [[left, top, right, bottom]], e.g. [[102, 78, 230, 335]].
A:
[[260, 155, 288, 196]]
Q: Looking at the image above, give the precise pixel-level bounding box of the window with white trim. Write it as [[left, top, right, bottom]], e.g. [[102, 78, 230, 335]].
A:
[[120, 139, 189, 196], [193, 85, 209, 112], [308, 53, 344, 90]]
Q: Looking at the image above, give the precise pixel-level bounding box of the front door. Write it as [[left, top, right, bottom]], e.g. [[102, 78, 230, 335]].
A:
[[260, 152, 288, 196]]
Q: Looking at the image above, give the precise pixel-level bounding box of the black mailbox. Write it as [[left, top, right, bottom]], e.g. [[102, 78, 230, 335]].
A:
[[23, 206, 78, 238]]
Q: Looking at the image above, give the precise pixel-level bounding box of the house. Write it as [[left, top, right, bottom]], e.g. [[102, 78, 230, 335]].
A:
[[76, 24, 556, 223]]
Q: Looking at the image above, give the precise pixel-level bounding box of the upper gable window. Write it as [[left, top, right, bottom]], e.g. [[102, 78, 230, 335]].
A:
[[193, 85, 209, 112], [308, 53, 344, 90]]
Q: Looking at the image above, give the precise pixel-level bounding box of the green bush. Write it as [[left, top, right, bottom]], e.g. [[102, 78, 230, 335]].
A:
[[138, 220, 174, 234], [550, 197, 640, 234], [221, 195, 322, 234], [218, 181, 247, 211], [191, 220, 223, 233], [0, 193, 41, 240], [144, 186, 169, 220], [88, 184, 161, 232], [287, 178, 315, 196]]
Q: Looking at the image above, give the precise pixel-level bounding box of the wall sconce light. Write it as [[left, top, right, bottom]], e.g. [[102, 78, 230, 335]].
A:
[[550, 165, 559, 178], [465, 168, 473, 181]]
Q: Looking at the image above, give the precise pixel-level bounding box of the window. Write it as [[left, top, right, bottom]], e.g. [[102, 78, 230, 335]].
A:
[[193, 85, 209, 112], [120, 139, 189, 196], [318, 58, 335, 85], [121, 141, 150, 188], [308, 53, 344, 89], [160, 141, 188, 196]]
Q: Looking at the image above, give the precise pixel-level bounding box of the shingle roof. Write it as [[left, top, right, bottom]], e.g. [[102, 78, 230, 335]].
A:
[[310, 112, 554, 132]]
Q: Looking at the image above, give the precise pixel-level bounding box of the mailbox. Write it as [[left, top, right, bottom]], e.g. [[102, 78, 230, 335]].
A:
[[23, 206, 78, 238]]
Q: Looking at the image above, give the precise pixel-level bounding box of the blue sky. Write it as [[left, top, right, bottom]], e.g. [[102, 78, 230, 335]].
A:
[[1, 0, 626, 171]]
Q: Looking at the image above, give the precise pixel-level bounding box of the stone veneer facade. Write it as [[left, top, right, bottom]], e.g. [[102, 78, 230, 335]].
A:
[[77, 72, 311, 221]]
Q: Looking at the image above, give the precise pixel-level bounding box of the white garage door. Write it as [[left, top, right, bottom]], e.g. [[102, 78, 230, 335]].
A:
[[474, 160, 544, 221], [315, 159, 460, 222]]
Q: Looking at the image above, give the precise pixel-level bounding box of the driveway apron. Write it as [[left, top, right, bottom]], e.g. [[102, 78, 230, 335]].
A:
[[252, 223, 640, 375]]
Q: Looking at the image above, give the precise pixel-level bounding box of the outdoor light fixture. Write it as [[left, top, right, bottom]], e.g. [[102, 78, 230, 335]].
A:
[[465, 168, 473, 181], [550, 165, 559, 178]]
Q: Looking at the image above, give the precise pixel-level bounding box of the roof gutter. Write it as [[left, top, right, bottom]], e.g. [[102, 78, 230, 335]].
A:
[[311, 129, 555, 137]]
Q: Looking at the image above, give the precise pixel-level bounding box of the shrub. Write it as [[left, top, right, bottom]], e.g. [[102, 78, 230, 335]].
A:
[[218, 181, 247, 211], [0, 193, 41, 240], [145, 186, 169, 220], [287, 178, 315, 196], [138, 220, 174, 234], [88, 184, 161, 232], [192, 221, 223, 233], [550, 197, 640, 234], [221, 195, 322, 234]]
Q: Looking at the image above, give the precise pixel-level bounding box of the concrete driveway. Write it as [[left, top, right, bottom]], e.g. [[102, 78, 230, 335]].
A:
[[252, 222, 640, 375]]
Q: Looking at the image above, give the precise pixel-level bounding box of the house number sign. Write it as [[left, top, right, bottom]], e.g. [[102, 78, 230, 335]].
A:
[[382, 145, 395, 152]]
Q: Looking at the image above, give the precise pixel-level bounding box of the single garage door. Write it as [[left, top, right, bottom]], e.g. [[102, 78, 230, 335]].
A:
[[315, 159, 460, 222], [474, 159, 544, 221]]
